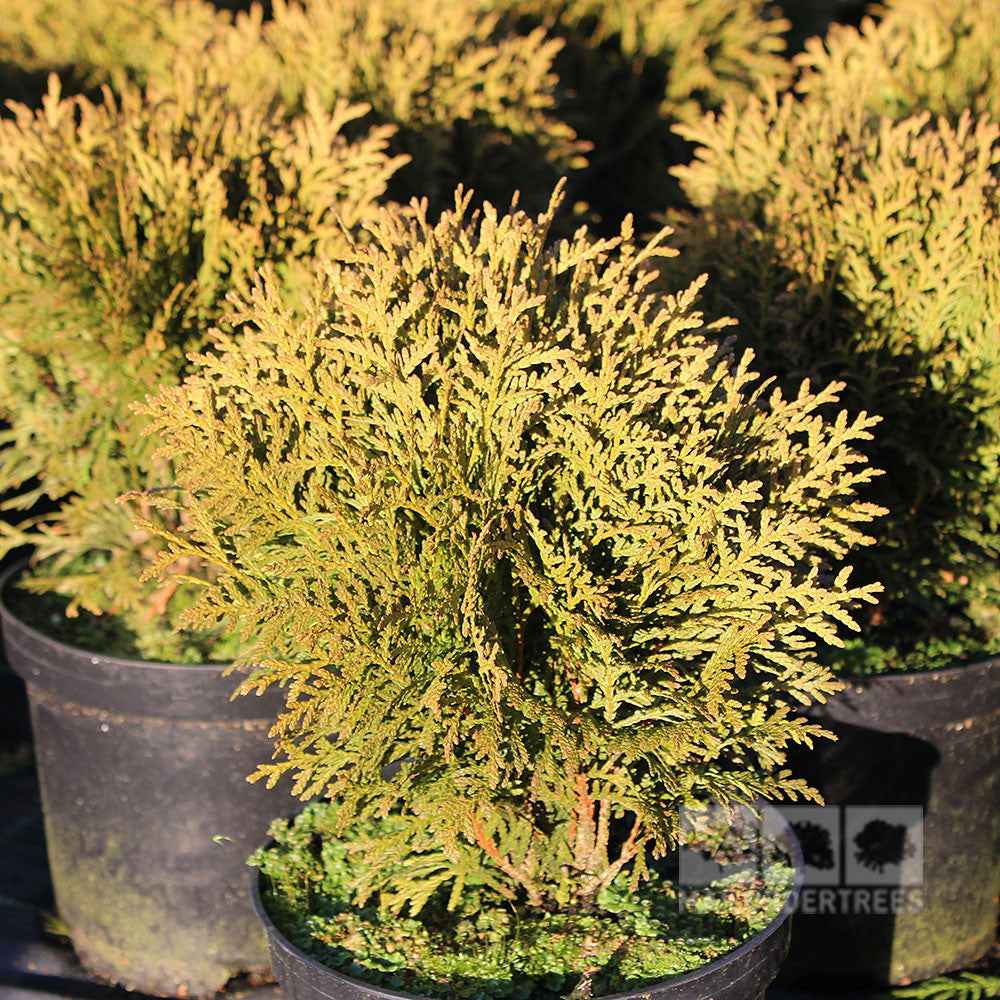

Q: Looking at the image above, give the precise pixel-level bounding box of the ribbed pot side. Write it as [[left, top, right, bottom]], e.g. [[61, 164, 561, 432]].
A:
[[0, 563, 297, 998], [783, 656, 1000, 986]]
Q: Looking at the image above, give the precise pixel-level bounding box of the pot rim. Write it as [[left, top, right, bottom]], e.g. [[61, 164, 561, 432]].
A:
[[250, 801, 804, 1000], [833, 650, 1000, 688], [0, 556, 232, 673]]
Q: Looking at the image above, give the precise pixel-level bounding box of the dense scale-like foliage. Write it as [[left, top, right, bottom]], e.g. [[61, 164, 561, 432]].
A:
[[483, 0, 792, 227], [669, 92, 1000, 670], [795, 0, 1000, 123], [0, 72, 404, 658], [2, 0, 586, 214], [889, 972, 1000, 1000], [0, 0, 226, 104], [134, 190, 881, 912], [198, 0, 587, 213]]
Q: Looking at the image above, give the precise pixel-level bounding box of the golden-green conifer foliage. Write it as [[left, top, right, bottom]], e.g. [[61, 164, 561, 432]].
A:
[[493, 0, 791, 125], [193, 0, 588, 212], [0, 0, 227, 100], [2, 0, 585, 213], [483, 0, 791, 225], [670, 93, 1000, 665], [134, 191, 881, 912], [0, 73, 404, 649], [795, 0, 1000, 123]]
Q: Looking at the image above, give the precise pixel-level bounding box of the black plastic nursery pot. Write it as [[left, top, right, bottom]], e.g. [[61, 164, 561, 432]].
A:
[[780, 656, 1000, 986], [0, 561, 297, 997], [250, 804, 804, 1000]]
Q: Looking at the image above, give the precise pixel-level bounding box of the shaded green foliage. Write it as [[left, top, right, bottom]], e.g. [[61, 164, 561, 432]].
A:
[[0, 70, 404, 657], [483, 0, 792, 229], [134, 189, 881, 912], [888, 971, 1000, 1000], [669, 92, 1000, 671]]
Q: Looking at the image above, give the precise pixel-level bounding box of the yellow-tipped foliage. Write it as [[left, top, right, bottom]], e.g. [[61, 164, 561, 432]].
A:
[[795, 0, 1000, 123], [2, 0, 586, 213], [196, 0, 588, 212], [0, 72, 405, 655], [671, 92, 1000, 669], [133, 189, 881, 911]]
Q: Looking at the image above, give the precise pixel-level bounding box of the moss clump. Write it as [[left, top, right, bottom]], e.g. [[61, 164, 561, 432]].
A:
[[252, 802, 795, 1000]]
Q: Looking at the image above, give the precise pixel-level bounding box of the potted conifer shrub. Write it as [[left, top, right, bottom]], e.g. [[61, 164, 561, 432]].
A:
[[668, 90, 1000, 984], [0, 66, 404, 996], [129, 187, 884, 1000]]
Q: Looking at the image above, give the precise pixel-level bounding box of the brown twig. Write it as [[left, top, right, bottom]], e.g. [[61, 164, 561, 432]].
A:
[[572, 774, 596, 870], [591, 815, 644, 896], [469, 812, 534, 903]]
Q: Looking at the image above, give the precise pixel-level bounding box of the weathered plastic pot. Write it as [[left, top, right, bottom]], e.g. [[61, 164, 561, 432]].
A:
[[251, 803, 804, 1000], [782, 656, 1000, 986], [0, 561, 297, 997]]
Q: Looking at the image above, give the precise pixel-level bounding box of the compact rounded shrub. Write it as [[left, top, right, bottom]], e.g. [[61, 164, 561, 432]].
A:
[[0, 70, 405, 659], [133, 187, 881, 937], [670, 91, 1000, 671]]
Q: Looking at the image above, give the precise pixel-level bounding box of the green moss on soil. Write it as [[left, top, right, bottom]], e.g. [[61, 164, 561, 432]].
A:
[[831, 633, 997, 678], [252, 803, 796, 1000]]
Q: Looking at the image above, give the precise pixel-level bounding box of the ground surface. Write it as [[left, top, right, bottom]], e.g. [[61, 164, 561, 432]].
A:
[[0, 659, 995, 1000]]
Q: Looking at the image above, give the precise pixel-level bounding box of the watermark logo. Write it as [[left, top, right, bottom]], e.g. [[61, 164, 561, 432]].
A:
[[784, 805, 924, 915], [677, 803, 924, 915]]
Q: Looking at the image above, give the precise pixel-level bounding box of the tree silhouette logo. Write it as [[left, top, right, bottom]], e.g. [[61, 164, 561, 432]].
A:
[[853, 818, 918, 874], [844, 806, 923, 889], [790, 819, 836, 871]]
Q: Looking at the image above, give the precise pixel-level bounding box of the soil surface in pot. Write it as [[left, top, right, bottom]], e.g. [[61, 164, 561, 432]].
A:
[[252, 802, 797, 1000], [3, 560, 243, 664]]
